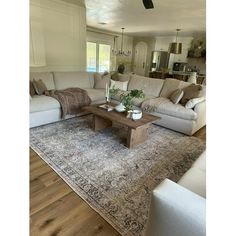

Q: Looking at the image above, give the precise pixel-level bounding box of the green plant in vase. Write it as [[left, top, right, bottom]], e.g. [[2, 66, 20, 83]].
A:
[[120, 89, 145, 113]]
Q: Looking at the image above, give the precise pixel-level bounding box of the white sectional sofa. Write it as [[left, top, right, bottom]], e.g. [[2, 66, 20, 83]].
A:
[[30, 72, 106, 128], [111, 75, 206, 135], [30, 72, 206, 135], [145, 151, 206, 236]]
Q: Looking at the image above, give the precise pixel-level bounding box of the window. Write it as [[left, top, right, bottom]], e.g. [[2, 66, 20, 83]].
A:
[[86, 42, 96, 72], [98, 44, 110, 72], [86, 42, 111, 72]]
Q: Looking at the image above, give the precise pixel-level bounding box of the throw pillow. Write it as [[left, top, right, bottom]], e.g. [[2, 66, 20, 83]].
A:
[[111, 72, 119, 81], [30, 81, 36, 96], [180, 84, 203, 105], [169, 89, 184, 104], [110, 79, 128, 91], [185, 97, 205, 109], [94, 73, 110, 89], [32, 79, 47, 95]]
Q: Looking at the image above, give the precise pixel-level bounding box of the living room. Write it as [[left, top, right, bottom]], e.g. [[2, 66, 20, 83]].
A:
[[1, 0, 236, 236]]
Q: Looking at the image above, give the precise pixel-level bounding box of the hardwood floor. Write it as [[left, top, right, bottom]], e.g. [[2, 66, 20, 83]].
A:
[[30, 126, 206, 236]]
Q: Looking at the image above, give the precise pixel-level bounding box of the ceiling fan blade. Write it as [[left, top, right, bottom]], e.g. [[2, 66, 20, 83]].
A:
[[143, 0, 154, 9]]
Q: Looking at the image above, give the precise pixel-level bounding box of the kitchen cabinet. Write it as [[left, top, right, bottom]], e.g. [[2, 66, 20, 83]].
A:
[[149, 71, 171, 79]]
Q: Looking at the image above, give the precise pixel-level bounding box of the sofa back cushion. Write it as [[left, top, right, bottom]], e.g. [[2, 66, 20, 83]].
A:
[[53, 72, 92, 90], [30, 72, 55, 90], [128, 74, 164, 97], [94, 73, 110, 89], [160, 78, 191, 98]]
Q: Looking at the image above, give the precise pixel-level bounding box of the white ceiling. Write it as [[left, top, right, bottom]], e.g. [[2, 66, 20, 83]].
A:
[[64, 0, 206, 37]]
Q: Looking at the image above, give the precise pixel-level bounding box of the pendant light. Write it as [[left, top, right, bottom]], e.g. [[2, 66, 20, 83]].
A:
[[112, 28, 131, 56], [169, 29, 182, 54]]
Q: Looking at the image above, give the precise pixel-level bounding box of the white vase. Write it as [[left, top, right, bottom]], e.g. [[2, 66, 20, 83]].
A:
[[188, 72, 197, 84], [115, 103, 126, 112]]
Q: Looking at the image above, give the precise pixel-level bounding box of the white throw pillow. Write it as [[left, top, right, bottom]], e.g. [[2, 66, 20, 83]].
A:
[[185, 97, 205, 109], [110, 79, 128, 91]]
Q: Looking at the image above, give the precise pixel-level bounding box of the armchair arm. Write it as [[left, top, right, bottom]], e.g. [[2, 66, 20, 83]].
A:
[[145, 179, 206, 236], [193, 100, 206, 131], [194, 100, 206, 115]]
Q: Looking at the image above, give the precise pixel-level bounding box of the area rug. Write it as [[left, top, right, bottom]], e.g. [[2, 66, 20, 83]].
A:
[[30, 115, 206, 236]]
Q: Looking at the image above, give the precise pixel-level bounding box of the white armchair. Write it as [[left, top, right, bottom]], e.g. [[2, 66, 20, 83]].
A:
[[145, 151, 206, 236]]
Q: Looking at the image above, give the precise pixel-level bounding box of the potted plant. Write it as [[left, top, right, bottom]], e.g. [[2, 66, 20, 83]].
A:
[[109, 87, 145, 116], [120, 89, 145, 117]]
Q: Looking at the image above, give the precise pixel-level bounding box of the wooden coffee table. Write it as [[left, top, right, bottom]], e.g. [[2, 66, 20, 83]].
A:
[[83, 103, 160, 148]]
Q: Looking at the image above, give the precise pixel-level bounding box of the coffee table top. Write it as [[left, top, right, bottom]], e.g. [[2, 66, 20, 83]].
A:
[[83, 103, 160, 129]]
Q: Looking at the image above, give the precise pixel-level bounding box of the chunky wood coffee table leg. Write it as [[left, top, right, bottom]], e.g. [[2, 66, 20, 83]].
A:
[[92, 115, 112, 131], [127, 124, 149, 148]]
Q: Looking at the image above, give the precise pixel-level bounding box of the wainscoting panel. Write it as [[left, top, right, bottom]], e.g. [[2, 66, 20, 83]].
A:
[[30, 0, 86, 72]]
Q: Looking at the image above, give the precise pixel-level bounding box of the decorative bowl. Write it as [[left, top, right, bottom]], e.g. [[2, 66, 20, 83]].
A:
[[115, 103, 126, 112], [131, 110, 142, 120]]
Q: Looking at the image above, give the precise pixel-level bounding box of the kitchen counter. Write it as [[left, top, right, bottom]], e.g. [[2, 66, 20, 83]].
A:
[[149, 71, 206, 84]]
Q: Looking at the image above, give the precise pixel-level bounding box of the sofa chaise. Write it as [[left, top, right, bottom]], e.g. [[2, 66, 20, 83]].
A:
[[30, 72, 206, 135]]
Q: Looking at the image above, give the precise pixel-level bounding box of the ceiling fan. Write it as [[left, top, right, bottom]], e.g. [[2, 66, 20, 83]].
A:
[[143, 0, 154, 9]]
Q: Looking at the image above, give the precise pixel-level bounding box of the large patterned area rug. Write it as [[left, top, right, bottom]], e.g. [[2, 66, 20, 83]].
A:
[[30, 115, 206, 236]]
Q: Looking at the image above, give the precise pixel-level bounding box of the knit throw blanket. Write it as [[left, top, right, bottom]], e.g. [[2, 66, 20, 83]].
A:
[[141, 97, 163, 113], [45, 88, 91, 118]]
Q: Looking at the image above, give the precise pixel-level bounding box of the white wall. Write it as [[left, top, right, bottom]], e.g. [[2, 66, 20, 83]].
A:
[[30, 0, 86, 72]]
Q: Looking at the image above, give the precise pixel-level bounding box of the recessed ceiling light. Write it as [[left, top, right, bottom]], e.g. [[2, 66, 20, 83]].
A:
[[99, 22, 107, 25]]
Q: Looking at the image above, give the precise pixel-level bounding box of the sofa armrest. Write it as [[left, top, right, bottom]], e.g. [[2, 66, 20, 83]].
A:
[[194, 100, 206, 115], [145, 179, 206, 236]]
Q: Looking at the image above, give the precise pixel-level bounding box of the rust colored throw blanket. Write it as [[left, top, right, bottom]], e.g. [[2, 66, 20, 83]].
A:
[[45, 88, 91, 118]]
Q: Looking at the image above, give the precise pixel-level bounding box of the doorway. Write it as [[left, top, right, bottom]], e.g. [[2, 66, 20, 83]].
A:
[[134, 41, 148, 76]]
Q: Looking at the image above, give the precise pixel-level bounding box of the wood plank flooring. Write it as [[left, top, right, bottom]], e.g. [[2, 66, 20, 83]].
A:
[[30, 126, 206, 236]]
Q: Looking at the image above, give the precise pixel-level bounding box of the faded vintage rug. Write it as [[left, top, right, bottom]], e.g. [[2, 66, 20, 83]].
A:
[[30, 115, 206, 236]]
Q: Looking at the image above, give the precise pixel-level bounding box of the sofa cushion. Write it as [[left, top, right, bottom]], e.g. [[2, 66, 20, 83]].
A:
[[128, 74, 164, 97], [160, 78, 191, 98], [32, 79, 47, 95], [30, 95, 60, 113], [111, 90, 155, 107], [30, 81, 36, 96], [111, 90, 129, 102], [132, 96, 156, 107], [30, 72, 55, 90], [94, 73, 110, 89], [141, 97, 198, 120], [178, 168, 206, 198], [53, 72, 92, 90], [180, 84, 203, 105], [170, 89, 184, 104], [193, 151, 206, 171], [185, 97, 205, 109], [110, 79, 128, 91], [178, 151, 206, 198], [84, 89, 106, 102]]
